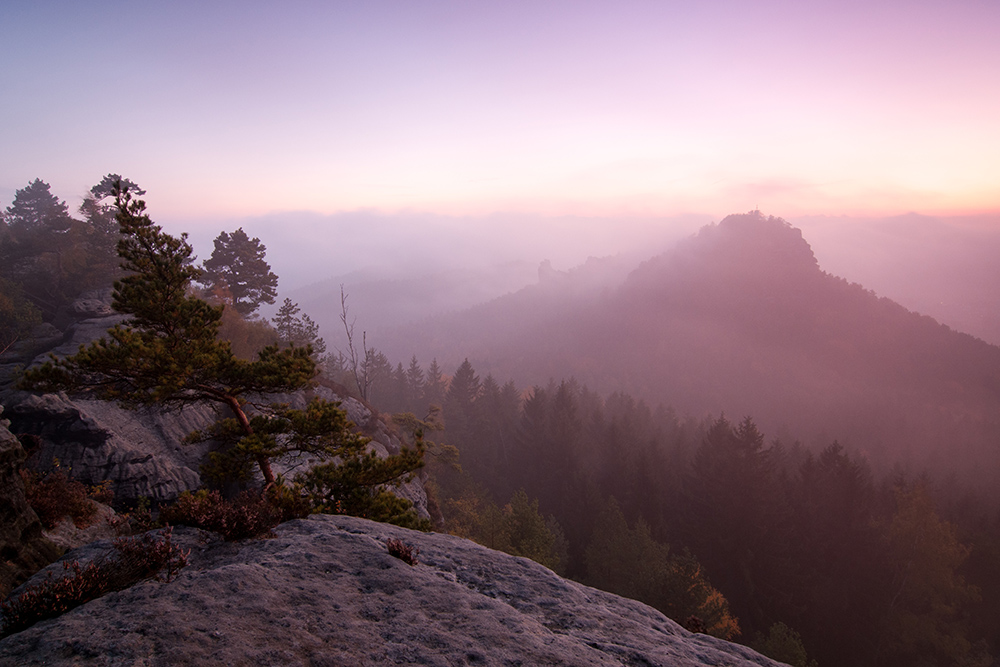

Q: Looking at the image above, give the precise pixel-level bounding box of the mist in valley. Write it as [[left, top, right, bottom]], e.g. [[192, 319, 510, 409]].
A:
[[3, 1, 1000, 665]]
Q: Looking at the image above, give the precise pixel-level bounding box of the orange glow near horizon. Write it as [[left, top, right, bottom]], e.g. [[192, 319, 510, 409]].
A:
[[1, 2, 998, 228]]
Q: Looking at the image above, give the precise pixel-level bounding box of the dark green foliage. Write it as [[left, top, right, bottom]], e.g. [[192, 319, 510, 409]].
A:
[[201, 228, 278, 316], [0, 275, 41, 355], [77, 174, 145, 282], [876, 482, 981, 667], [585, 498, 740, 640], [300, 430, 429, 530], [195, 398, 370, 487], [21, 185, 318, 485], [682, 415, 789, 630], [19, 184, 425, 521], [750, 623, 818, 667], [405, 356, 425, 412], [382, 352, 993, 666], [4, 179, 71, 236], [0, 176, 137, 320], [0, 529, 188, 638], [273, 298, 326, 355], [501, 490, 568, 574], [423, 358, 446, 408], [445, 489, 568, 574]]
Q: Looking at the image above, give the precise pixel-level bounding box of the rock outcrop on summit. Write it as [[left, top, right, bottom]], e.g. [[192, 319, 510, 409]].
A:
[[375, 212, 1000, 489], [0, 515, 786, 667]]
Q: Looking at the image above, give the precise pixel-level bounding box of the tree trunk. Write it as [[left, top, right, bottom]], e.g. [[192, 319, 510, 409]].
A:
[[225, 395, 276, 486]]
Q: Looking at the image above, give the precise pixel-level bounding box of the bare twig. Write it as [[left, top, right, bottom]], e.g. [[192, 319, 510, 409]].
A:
[[339, 285, 371, 400]]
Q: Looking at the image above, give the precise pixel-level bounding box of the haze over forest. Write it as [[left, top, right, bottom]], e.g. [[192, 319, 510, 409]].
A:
[[3, 1, 1000, 665]]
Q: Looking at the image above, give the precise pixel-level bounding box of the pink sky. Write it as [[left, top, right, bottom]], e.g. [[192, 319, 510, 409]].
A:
[[2, 0, 999, 225]]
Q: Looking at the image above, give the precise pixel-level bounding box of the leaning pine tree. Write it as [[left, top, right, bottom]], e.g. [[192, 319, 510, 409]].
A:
[[21, 182, 426, 527]]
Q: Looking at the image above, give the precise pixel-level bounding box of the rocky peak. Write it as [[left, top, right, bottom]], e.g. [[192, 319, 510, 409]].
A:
[[624, 210, 822, 306], [710, 210, 819, 275]]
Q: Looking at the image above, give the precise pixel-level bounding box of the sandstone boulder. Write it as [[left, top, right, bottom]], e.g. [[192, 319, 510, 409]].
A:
[[0, 515, 786, 666]]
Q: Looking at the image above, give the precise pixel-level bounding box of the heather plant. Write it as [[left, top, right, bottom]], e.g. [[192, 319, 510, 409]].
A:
[[0, 528, 188, 638], [386, 538, 419, 565], [20, 468, 98, 530], [108, 496, 156, 536], [158, 489, 283, 541]]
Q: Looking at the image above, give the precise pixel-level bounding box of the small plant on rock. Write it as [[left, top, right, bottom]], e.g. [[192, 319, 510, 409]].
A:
[[20, 468, 98, 530], [386, 538, 419, 565], [0, 528, 188, 638], [159, 489, 282, 541]]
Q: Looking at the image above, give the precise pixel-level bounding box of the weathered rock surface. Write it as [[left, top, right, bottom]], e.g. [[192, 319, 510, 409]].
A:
[[0, 290, 429, 516], [0, 515, 785, 667], [41, 501, 118, 552], [3, 392, 218, 506], [0, 409, 60, 598]]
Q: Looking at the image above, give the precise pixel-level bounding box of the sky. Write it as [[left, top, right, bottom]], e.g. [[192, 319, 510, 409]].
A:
[[2, 0, 1000, 282]]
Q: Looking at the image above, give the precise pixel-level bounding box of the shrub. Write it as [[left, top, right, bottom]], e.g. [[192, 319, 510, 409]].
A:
[[20, 469, 97, 530], [265, 480, 313, 523], [108, 496, 157, 536], [158, 490, 281, 541], [87, 480, 115, 505], [386, 538, 419, 565], [0, 528, 188, 638]]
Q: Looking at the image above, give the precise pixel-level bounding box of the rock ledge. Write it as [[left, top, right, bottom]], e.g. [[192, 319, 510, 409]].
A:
[[0, 515, 784, 666]]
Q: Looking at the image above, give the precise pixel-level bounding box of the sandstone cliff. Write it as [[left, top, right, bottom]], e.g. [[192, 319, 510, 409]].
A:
[[0, 515, 786, 667], [0, 291, 428, 515]]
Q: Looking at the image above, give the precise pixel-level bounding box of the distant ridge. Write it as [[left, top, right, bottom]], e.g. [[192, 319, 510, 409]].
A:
[[384, 212, 1000, 490]]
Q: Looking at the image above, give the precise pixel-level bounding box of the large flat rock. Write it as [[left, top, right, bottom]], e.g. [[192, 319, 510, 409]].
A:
[[0, 516, 785, 666]]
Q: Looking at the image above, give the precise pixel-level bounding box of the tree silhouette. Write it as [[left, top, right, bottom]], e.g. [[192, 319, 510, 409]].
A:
[[4, 179, 71, 236], [21, 184, 423, 512], [272, 297, 326, 355], [201, 228, 278, 316]]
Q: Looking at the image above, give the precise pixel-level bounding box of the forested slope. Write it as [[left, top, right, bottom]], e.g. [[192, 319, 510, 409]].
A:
[[386, 211, 1000, 488]]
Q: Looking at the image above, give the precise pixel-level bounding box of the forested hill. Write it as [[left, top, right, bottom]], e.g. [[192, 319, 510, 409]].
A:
[[388, 211, 1000, 487]]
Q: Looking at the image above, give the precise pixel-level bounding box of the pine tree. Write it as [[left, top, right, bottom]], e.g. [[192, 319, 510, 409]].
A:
[[444, 358, 481, 450], [201, 228, 278, 316], [78, 174, 145, 280], [585, 498, 740, 640], [272, 298, 326, 356], [4, 179, 71, 236], [404, 356, 424, 413], [21, 183, 424, 516], [423, 358, 446, 408], [1, 180, 77, 316]]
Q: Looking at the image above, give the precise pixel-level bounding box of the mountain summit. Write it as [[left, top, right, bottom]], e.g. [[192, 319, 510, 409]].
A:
[[387, 213, 1000, 490], [629, 210, 820, 292]]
